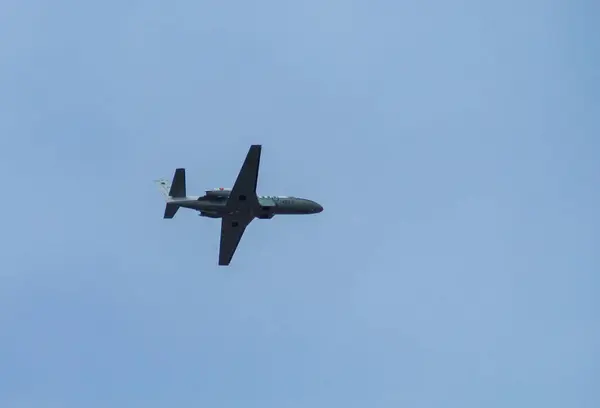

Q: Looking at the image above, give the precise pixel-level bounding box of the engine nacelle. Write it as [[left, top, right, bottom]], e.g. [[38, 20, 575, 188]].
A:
[[199, 211, 221, 218], [205, 187, 231, 197]]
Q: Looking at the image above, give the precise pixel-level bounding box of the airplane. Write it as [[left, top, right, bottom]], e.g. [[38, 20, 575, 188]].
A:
[[154, 145, 324, 266]]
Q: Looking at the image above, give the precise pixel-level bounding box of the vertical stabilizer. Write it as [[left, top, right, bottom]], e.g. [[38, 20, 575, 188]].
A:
[[154, 170, 185, 219], [169, 168, 186, 198]]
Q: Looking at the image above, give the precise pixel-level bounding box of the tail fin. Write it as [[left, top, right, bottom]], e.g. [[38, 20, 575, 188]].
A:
[[169, 168, 186, 198], [154, 168, 187, 219]]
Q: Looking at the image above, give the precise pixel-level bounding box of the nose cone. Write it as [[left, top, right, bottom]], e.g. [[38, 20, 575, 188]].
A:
[[299, 198, 323, 214], [313, 201, 323, 213]]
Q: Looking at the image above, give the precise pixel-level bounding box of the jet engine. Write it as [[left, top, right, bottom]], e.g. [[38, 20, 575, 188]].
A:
[[205, 187, 231, 197], [199, 211, 221, 218]]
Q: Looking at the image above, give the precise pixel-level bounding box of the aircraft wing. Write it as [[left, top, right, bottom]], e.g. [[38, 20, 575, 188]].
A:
[[219, 214, 253, 266], [226, 145, 261, 212]]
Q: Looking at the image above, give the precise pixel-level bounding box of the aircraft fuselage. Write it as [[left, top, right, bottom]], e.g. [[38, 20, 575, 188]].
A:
[[172, 194, 323, 219], [155, 144, 323, 265]]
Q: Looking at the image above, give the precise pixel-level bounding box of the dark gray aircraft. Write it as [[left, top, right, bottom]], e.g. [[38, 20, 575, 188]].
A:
[[155, 145, 323, 266]]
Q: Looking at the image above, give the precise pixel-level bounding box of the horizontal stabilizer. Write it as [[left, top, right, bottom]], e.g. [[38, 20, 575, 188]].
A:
[[169, 168, 186, 198], [164, 203, 179, 219]]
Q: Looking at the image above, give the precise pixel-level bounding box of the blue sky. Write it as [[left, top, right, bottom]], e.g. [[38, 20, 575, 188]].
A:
[[0, 1, 598, 407]]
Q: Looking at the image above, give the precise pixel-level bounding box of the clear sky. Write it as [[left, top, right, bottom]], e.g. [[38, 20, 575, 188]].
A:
[[0, 1, 598, 407]]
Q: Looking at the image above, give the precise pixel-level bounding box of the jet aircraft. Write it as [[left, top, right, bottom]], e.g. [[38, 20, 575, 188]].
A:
[[155, 145, 323, 266]]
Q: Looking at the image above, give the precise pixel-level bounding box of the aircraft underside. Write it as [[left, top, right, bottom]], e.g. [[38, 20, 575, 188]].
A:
[[199, 207, 274, 219], [155, 144, 322, 266]]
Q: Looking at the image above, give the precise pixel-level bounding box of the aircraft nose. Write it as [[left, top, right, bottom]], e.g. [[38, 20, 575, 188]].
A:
[[300, 199, 323, 213]]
